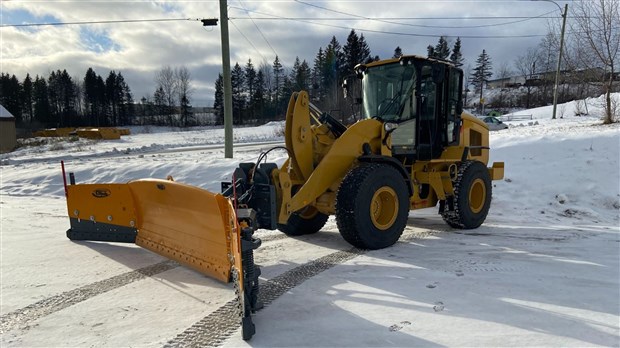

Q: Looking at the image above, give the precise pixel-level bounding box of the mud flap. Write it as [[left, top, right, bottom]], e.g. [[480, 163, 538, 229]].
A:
[[65, 178, 260, 340]]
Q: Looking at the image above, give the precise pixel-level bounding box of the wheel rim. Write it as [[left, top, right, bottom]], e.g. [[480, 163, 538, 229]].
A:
[[299, 206, 319, 219], [468, 178, 486, 214], [370, 186, 399, 230]]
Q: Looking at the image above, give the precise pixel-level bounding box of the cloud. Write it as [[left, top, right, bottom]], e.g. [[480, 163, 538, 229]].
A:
[[1, 0, 562, 106]]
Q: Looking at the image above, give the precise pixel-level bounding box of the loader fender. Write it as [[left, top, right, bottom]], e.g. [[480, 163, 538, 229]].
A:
[[358, 154, 413, 196], [285, 118, 383, 218]]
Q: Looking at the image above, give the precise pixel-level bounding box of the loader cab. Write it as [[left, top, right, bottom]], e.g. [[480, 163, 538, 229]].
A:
[[357, 56, 463, 161]]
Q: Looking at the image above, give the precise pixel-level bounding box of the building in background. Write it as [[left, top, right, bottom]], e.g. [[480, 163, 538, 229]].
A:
[[0, 104, 17, 153]]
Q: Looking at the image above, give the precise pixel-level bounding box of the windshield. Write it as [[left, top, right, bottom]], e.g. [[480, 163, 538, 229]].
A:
[[362, 62, 417, 122]]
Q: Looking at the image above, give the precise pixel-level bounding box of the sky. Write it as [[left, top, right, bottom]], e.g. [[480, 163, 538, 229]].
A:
[[0, 0, 572, 107]]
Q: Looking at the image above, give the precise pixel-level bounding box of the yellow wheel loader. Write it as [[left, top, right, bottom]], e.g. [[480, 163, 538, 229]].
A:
[[62, 55, 503, 340]]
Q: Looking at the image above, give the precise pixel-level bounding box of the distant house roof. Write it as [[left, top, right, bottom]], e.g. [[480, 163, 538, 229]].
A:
[[0, 104, 15, 119]]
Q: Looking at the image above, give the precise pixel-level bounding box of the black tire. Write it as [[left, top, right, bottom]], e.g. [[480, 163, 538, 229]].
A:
[[335, 163, 409, 249], [442, 160, 492, 229], [277, 206, 328, 236]]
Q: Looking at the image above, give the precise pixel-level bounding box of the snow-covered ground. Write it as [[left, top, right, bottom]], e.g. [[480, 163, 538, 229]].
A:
[[1, 97, 619, 347]]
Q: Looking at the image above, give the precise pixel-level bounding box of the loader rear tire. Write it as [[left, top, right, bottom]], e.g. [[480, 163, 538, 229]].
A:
[[277, 206, 328, 236], [336, 163, 409, 250], [442, 160, 492, 229]]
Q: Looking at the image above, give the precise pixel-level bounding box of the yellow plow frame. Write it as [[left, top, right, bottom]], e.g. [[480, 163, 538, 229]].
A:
[[61, 162, 260, 340]]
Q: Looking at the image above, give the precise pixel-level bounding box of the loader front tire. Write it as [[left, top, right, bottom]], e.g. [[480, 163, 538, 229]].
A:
[[336, 163, 409, 250], [277, 206, 328, 236], [442, 160, 492, 229]]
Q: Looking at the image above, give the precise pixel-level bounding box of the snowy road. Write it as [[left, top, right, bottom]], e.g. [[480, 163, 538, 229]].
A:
[[2, 195, 618, 347]]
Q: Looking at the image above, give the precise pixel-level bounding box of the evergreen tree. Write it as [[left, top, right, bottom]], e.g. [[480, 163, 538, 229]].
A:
[[434, 36, 450, 60], [48, 70, 75, 126], [245, 59, 257, 121], [33, 75, 51, 126], [252, 70, 265, 122], [115, 72, 133, 126], [393, 46, 403, 58], [323, 36, 342, 95], [95, 75, 106, 125], [290, 57, 311, 92], [213, 73, 224, 125], [84, 68, 100, 125], [231, 62, 245, 125], [471, 49, 493, 112], [272, 56, 284, 116], [326, 36, 344, 83], [0, 74, 22, 123], [343, 30, 371, 75], [359, 34, 372, 63], [312, 47, 325, 100], [154, 86, 166, 123], [450, 37, 464, 67], [427, 45, 435, 58], [180, 93, 192, 127], [21, 74, 33, 125], [105, 71, 119, 125]]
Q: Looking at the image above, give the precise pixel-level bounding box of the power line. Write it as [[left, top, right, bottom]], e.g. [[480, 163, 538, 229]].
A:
[[235, 0, 279, 60], [231, 16, 570, 20], [228, 7, 551, 38], [293, 0, 558, 29], [229, 19, 268, 63], [0, 18, 199, 28]]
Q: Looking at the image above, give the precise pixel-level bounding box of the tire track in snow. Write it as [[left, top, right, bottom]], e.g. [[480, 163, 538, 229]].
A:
[[0, 260, 179, 335], [165, 228, 437, 347], [164, 248, 366, 348], [0, 232, 288, 335]]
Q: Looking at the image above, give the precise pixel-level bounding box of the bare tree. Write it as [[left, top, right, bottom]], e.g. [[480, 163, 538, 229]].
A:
[[496, 61, 513, 87], [259, 62, 273, 101], [537, 32, 559, 105], [463, 63, 473, 108], [515, 47, 540, 108], [175, 66, 193, 127], [493, 61, 514, 110], [155, 66, 176, 125], [571, 0, 620, 123]]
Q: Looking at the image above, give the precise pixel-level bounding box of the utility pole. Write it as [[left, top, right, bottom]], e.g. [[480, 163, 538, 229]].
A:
[[532, 0, 568, 120], [552, 3, 568, 120], [219, 0, 233, 158]]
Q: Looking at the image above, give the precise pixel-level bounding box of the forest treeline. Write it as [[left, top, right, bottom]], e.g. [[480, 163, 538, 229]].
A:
[[0, 30, 464, 128], [0, 68, 133, 129]]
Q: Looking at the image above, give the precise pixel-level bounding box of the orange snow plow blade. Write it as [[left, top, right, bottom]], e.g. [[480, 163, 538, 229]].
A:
[[65, 179, 239, 283], [62, 163, 261, 340]]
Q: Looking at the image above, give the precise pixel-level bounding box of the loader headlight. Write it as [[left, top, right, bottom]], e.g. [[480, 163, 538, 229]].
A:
[[384, 122, 399, 133]]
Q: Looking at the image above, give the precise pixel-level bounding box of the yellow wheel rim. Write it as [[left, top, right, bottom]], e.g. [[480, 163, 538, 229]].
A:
[[370, 186, 399, 230], [469, 178, 486, 214], [299, 205, 319, 220]]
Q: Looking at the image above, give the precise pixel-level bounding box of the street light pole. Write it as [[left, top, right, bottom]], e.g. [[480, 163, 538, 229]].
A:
[[533, 0, 568, 119]]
